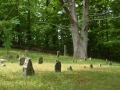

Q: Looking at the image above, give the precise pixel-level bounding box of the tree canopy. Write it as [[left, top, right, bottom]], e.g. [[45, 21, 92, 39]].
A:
[[0, 0, 120, 61]]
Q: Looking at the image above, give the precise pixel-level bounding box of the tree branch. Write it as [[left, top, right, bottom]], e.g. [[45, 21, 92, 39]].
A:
[[4, 4, 16, 20], [59, 0, 75, 23]]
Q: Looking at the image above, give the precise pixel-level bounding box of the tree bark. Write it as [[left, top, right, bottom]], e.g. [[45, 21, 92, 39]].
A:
[[80, 0, 89, 58]]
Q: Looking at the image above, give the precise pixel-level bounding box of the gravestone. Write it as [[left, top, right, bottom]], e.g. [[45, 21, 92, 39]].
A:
[[8, 55, 13, 59], [54, 60, 61, 72], [83, 66, 86, 68], [84, 58, 87, 61], [1, 64, 6, 67], [23, 58, 34, 76], [106, 59, 108, 64], [64, 45, 67, 56], [89, 57, 92, 60], [16, 55, 19, 58], [57, 51, 60, 58], [67, 65, 73, 71], [18, 57, 25, 65], [108, 61, 112, 65], [73, 60, 77, 62], [99, 63, 102, 67], [25, 50, 28, 57], [90, 64, 93, 68], [38, 57, 43, 64]]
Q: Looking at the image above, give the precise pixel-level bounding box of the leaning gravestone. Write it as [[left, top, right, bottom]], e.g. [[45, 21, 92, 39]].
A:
[[18, 57, 25, 65], [54, 60, 61, 72], [23, 58, 34, 76], [67, 65, 73, 71], [38, 57, 43, 64]]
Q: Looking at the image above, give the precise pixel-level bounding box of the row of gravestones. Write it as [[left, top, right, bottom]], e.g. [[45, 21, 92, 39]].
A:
[[20, 57, 104, 76], [19, 57, 62, 76]]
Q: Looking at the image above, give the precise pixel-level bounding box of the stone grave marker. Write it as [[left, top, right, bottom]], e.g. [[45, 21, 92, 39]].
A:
[[54, 60, 61, 72], [18, 57, 25, 65], [108, 61, 112, 65], [25, 50, 28, 57], [38, 57, 43, 64], [23, 58, 34, 76], [1, 64, 6, 67], [16, 55, 19, 58], [90, 64, 93, 68], [57, 51, 60, 58], [67, 65, 73, 71], [99, 63, 102, 67], [8, 55, 13, 59]]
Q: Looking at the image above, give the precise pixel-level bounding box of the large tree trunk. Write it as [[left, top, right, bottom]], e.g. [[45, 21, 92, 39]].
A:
[[80, 0, 89, 58], [59, 0, 89, 59]]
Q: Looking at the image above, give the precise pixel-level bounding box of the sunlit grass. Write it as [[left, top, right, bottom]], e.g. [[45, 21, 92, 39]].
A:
[[0, 47, 120, 90]]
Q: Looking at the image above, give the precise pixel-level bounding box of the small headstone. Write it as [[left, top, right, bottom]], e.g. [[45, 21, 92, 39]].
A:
[[83, 66, 86, 68], [99, 64, 102, 67], [54, 60, 61, 72], [23, 58, 34, 76], [8, 55, 13, 59], [108, 61, 112, 65], [38, 57, 43, 64], [67, 65, 73, 71], [73, 60, 77, 62], [1, 61, 4, 63], [16, 55, 19, 58], [0, 59, 7, 63], [1, 64, 6, 67], [18, 57, 25, 65], [25, 50, 28, 57], [89, 57, 92, 60], [106, 59, 108, 64], [57, 51, 60, 57], [84, 58, 87, 61], [90, 64, 93, 68]]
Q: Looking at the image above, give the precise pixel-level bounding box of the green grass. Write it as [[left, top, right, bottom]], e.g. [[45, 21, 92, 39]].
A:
[[0, 47, 120, 90]]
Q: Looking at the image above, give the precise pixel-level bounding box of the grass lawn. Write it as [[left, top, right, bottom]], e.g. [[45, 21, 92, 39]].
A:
[[0, 47, 120, 90]]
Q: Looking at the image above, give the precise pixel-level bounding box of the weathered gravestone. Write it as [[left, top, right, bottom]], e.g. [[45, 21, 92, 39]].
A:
[[16, 55, 19, 58], [73, 60, 77, 62], [54, 60, 61, 72], [23, 58, 34, 76], [18, 57, 25, 65], [99, 63, 102, 67], [8, 55, 13, 59], [38, 57, 43, 64], [25, 50, 28, 57], [57, 51, 60, 58], [108, 61, 112, 65], [90, 64, 93, 69], [1, 64, 6, 67], [67, 65, 73, 71]]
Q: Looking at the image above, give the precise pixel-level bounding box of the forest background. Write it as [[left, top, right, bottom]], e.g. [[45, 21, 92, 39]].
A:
[[0, 0, 120, 62]]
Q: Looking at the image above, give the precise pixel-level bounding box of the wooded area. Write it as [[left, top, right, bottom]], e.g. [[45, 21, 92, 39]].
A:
[[0, 0, 120, 61]]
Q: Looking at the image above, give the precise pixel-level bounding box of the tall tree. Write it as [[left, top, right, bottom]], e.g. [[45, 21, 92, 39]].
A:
[[59, 0, 89, 59]]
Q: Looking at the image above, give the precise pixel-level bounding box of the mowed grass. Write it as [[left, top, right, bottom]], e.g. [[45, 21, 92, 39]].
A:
[[0, 47, 120, 90]]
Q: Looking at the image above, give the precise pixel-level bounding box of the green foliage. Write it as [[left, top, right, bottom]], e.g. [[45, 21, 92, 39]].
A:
[[0, 18, 20, 50]]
